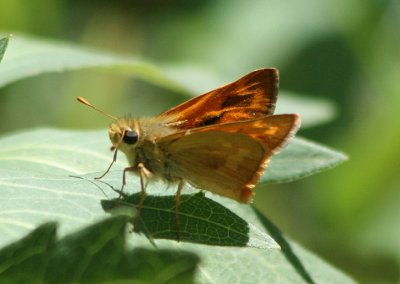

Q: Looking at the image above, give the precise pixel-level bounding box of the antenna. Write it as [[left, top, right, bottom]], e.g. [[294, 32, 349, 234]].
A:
[[77, 97, 118, 121]]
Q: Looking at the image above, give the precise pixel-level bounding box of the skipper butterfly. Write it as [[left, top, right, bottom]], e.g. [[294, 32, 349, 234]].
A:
[[78, 68, 300, 238]]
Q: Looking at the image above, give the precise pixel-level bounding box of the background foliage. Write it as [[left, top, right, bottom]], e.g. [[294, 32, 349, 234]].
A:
[[1, 0, 399, 283]]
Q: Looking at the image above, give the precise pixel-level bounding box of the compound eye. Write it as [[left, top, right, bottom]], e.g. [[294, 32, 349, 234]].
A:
[[123, 130, 138, 145]]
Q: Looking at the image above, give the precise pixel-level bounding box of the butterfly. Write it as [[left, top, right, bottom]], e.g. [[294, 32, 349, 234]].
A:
[[77, 68, 300, 238]]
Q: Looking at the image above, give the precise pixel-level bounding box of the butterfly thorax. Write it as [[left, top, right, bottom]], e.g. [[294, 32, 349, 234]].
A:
[[108, 116, 179, 181]]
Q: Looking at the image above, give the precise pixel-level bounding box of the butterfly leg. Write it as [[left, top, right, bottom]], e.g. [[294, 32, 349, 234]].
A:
[[95, 148, 118, 180], [132, 163, 148, 228], [120, 165, 136, 200], [175, 178, 184, 241]]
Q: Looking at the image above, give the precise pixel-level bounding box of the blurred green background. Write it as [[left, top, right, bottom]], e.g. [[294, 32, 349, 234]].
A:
[[1, 0, 399, 282]]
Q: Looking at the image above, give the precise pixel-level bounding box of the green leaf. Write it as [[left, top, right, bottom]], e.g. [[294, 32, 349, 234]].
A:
[[0, 217, 200, 283], [0, 222, 56, 283], [102, 192, 278, 249], [0, 128, 346, 245], [262, 137, 348, 183], [0, 34, 185, 92], [252, 207, 316, 284], [0, 128, 354, 283], [0, 35, 10, 63], [0, 128, 278, 249], [128, 197, 356, 284]]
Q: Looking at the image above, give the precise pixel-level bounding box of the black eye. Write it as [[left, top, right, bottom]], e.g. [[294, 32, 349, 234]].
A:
[[123, 130, 138, 145]]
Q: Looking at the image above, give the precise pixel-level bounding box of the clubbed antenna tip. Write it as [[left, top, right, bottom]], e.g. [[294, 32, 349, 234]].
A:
[[77, 96, 117, 121]]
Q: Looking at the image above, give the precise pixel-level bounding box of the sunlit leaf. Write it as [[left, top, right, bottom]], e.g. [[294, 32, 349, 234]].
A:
[[0, 128, 345, 244], [0, 128, 353, 283], [262, 137, 348, 183], [0, 34, 184, 92]]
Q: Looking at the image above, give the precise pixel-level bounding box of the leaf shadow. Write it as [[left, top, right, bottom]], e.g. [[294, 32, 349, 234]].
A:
[[0, 216, 200, 283], [101, 192, 253, 247], [252, 206, 316, 284]]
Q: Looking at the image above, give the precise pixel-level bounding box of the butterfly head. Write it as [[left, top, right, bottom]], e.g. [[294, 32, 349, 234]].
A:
[[108, 118, 141, 153], [76, 97, 141, 153]]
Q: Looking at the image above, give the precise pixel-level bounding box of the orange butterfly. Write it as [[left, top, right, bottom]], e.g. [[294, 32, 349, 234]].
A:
[[78, 68, 300, 237]]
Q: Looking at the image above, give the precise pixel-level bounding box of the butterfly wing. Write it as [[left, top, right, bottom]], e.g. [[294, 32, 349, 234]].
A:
[[159, 68, 279, 129], [159, 114, 300, 203]]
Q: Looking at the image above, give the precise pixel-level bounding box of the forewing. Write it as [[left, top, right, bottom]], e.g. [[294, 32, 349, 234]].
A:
[[159, 68, 279, 129], [160, 114, 300, 203]]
